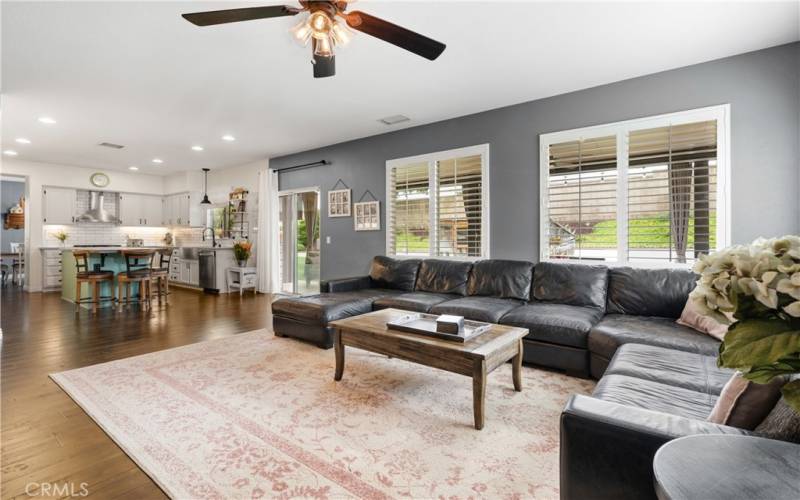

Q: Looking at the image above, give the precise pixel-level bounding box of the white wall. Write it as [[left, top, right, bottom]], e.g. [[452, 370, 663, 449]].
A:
[[1, 158, 165, 291]]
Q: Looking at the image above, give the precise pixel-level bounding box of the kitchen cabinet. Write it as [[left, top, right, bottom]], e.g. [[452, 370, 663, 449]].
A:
[[41, 249, 63, 291], [163, 192, 203, 227], [119, 193, 163, 226], [180, 260, 199, 286], [42, 187, 77, 224]]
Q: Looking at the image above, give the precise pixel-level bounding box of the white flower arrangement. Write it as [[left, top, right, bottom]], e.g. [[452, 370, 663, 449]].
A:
[[691, 235, 800, 411]]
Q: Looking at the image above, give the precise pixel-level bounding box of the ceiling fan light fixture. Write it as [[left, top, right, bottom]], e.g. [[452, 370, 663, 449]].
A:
[[331, 21, 352, 46], [290, 18, 312, 45], [313, 36, 333, 57], [308, 11, 332, 39]]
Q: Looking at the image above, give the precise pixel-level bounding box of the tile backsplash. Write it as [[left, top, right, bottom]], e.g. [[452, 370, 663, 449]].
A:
[[43, 224, 169, 247]]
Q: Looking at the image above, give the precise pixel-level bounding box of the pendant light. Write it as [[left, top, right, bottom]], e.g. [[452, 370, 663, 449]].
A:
[[200, 168, 211, 204]]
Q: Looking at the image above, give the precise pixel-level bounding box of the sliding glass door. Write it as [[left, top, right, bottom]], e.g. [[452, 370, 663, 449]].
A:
[[278, 188, 321, 295]]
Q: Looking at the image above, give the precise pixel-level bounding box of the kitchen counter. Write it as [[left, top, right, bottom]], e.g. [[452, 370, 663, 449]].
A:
[[61, 247, 171, 305]]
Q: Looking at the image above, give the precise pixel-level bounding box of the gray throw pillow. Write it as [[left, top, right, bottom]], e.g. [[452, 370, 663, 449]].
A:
[[755, 398, 800, 444], [707, 372, 784, 430]]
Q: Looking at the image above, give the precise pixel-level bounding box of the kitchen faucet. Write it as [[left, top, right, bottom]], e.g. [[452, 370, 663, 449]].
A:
[[202, 226, 216, 247]]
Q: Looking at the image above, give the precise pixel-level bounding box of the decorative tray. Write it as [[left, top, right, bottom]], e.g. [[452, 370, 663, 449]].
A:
[[386, 313, 492, 343]]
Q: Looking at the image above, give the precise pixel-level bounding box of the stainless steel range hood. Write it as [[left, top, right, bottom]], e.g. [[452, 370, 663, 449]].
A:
[[76, 191, 119, 224]]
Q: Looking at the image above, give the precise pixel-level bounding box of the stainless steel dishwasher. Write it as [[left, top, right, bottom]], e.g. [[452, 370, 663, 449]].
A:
[[199, 250, 218, 294]]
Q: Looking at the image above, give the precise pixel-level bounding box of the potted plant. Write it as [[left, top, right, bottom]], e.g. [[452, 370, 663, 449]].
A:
[[691, 235, 800, 411], [233, 240, 252, 267], [51, 230, 69, 247]]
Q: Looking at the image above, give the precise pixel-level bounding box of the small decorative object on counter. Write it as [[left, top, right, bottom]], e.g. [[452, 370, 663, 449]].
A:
[[233, 240, 252, 267], [51, 230, 68, 247], [163, 232, 173, 246], [126, 235, 144, 247], [436, 315, 464, 334]]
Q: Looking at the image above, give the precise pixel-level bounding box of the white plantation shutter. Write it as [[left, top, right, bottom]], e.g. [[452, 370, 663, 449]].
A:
[[436, 154, 484, 257], [627, 120, 718, 263], [387, 145, 489, 258], [388, 162, 431, 256], [546, 135, 618, 261], [540, 106, 728, 265]]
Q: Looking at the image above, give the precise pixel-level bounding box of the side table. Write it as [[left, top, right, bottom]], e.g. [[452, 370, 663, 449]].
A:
[[653, 434, 800, 500], [226, 267, 257, 295]]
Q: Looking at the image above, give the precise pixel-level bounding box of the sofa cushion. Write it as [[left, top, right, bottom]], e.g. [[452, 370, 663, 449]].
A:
[[605, 343, 732, 395], [372, 292, 457, 313], [532, 262, 608, 309], [466, 259, 534, 301], [606, 266, 696, 318], [271, 292, 388, 325], [430, 296, 524, 323], [499, 302, 603, 349], [415, 259, 473, 296], [589, 314, 721, 361], [369, 256, 421, 292], [593, 374, 717, 420]]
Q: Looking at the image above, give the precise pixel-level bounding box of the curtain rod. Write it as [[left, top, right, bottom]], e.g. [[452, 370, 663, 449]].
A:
[[275, 160, 329, 173]]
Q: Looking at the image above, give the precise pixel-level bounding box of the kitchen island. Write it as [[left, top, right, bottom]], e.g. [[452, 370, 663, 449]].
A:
[[61, 247, 169, 305]]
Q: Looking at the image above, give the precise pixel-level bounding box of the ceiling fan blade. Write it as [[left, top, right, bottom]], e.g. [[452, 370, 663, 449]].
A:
[[345, 10, 445, 61], [182, 5, 299, 27]]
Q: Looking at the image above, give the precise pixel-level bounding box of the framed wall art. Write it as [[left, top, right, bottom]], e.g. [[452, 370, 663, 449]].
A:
[[354, 200, 380, 231], [327, 188, 351, 217]]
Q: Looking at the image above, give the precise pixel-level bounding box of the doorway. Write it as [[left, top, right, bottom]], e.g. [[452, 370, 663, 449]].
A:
[[278, 188, 320, 296], [1, 175, 27, 289]]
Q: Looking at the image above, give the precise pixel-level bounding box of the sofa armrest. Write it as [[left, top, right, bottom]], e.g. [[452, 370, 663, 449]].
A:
[[560, 394, 750, 500], [321, 276, 372, 293]]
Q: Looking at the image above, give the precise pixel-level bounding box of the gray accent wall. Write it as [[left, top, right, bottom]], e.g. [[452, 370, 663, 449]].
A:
[[272, 42, 800, 281]]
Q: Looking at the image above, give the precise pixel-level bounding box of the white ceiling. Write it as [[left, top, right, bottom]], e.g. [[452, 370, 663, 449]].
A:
[[2, 1, 798, 175]]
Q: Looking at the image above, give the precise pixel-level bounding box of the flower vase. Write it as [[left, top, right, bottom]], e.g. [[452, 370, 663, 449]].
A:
[[238, 260, 247, 267]]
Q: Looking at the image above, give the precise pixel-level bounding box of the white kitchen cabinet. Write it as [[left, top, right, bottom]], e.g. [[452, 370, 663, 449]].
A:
[[42, 187, 77, 224], [180, 260, 199, 286], [41, 249, 63, 291], [142, 196, 162, 226], [163, 192, 203, 227], [119, 193, 163, 226]]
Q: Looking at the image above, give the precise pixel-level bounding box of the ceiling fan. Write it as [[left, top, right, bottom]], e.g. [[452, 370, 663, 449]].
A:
[[182, 1, 446, 78]]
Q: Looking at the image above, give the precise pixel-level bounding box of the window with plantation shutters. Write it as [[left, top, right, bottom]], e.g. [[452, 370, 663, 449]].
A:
[[547, 135, 618, 261], [628, 120, 718, 263], [388, 162, 430, 256], [387, 145, 489, 259], [540, 105, 729, 265]]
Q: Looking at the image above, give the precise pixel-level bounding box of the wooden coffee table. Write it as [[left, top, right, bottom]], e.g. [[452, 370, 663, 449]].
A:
[[329, 308, 528, 430]]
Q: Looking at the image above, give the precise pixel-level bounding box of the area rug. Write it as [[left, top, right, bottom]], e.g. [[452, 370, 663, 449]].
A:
[[51, 330, 595, 499]]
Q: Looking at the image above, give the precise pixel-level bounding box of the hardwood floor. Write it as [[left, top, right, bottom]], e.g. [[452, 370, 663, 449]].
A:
[[1, 286, 276, 499]]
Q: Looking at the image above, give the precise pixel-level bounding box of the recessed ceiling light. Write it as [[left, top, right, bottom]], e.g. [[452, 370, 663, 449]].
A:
[[38, 116, 57, 125], [221, 135, 236, 142], [4, 150, 19, 156], [129, 166, 139, 171], [152, 158, 163, 164], [15, 138, 31, 144], [191, 145, 204, 151]]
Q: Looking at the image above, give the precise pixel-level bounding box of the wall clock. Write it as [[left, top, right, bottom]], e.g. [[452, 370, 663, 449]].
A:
[[90, 172, 110, 188]]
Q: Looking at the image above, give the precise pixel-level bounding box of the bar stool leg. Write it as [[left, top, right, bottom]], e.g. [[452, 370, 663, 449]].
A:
[[75, 281, 82, 313], [92, 281, 99, 314]]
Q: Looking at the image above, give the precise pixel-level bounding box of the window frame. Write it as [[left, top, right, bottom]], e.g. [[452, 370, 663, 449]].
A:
[[539, 104, 731, 267], [385, 143, 491, 260]]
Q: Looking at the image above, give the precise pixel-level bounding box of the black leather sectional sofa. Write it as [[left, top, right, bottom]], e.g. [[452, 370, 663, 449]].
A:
[[272, 256, 716, 378], [271, 256, 767, 499]]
